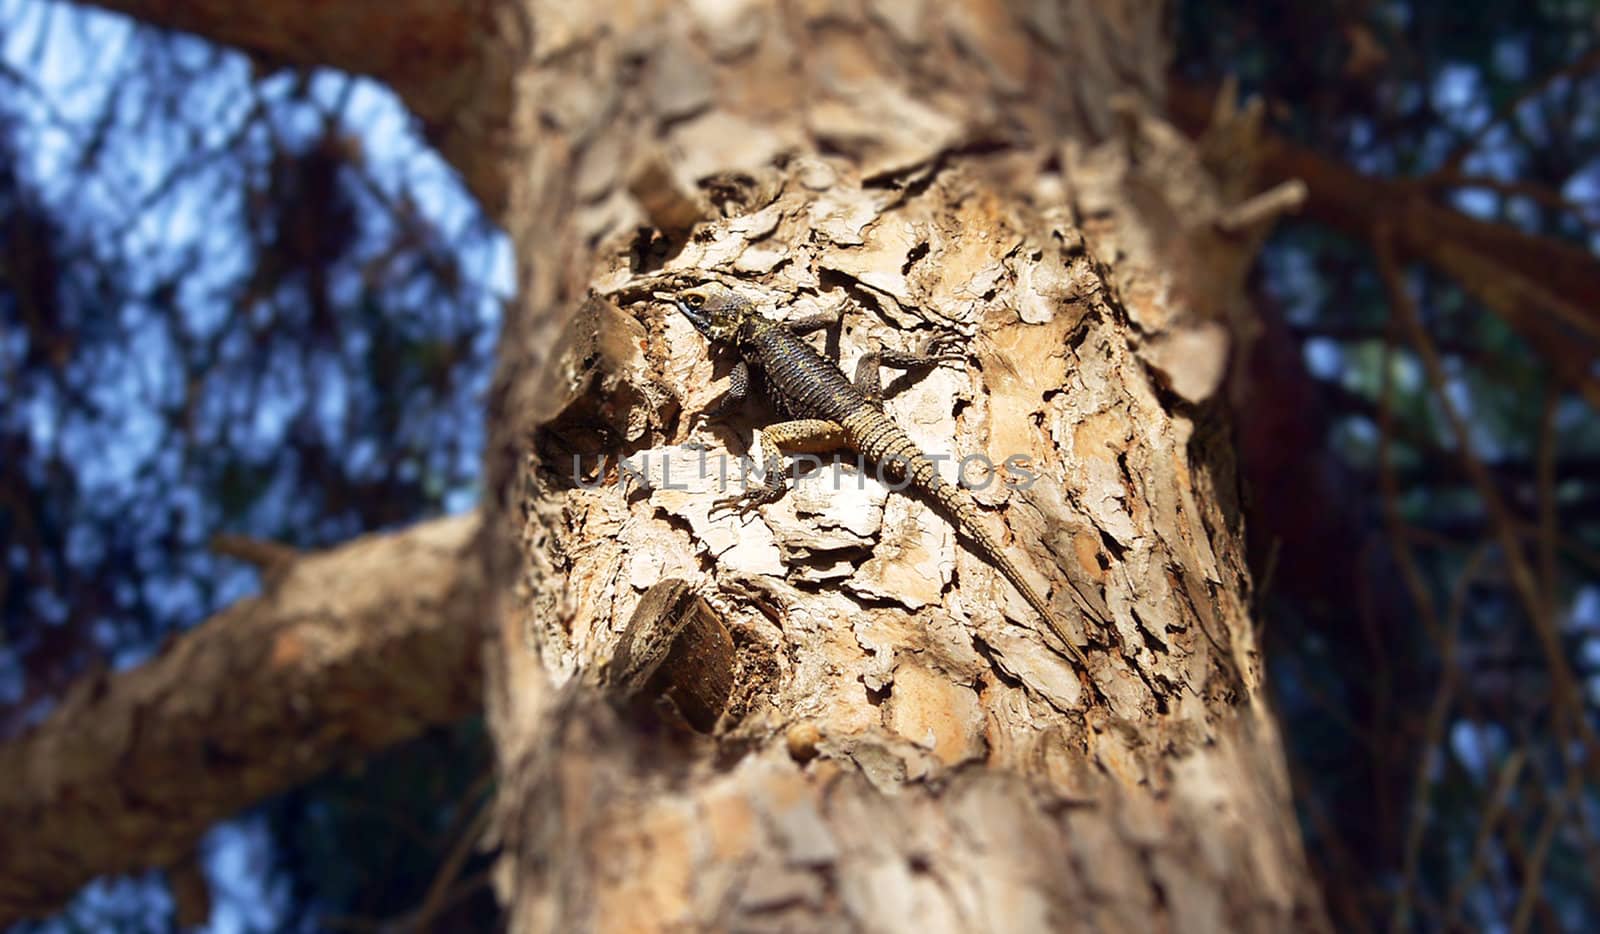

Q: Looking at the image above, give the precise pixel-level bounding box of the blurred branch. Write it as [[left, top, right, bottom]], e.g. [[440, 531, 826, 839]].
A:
[[1508, 748, 1581, 933], [1420, 173, 1598, 227], [0, 512, 486, 927], [1390, 544, 1483, 933], [1169, 80, 1600, 410], [398, 771, 494, 932], [1438, 46, 1600, 175], [1442, 750, 1526, 929], [1375, 230, 1600, 775], [75, 0, 469, 94], [1535, 392, 1559, 613], [72, 0, 517, 211], [1398, 521, 1600, 583]]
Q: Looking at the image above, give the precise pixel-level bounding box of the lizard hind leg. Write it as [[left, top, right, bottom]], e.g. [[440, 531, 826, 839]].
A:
[[713, 418, 847, 514], [854, 335, 968, 404], [877, 332, 967, 370]]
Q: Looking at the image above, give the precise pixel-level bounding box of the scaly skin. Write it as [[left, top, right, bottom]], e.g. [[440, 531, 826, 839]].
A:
[[659, 283, 1089, 670]]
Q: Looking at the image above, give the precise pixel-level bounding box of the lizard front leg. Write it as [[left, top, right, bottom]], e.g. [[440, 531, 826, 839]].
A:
[[714, 418, 847, 513], [700, 360, 750, 422]]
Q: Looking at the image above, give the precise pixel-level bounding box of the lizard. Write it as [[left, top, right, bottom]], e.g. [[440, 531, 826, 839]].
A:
[[656, 282, 1090, 671]]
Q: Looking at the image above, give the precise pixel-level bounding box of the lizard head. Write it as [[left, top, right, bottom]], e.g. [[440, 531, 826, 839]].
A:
[[660, 284, 754, 344]]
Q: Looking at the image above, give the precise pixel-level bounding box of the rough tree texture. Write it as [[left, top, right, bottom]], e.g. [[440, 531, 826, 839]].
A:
[[2, 0, 1590, 925], [486, 2, 1328, 931], [0, 0, 1393, 928], [0, 515, 484, 926]]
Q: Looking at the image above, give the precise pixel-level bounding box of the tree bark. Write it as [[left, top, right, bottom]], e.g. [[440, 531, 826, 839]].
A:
[[0, 514, 484, 926], [12, 1, 1335, 928], [485, 1, 1329, 931]]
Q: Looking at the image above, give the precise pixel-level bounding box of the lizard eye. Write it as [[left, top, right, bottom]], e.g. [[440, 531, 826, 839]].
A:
[[685, 294, 704, 309]]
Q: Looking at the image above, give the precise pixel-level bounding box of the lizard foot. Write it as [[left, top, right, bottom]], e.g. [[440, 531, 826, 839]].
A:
[[920, 332, 968, 364], [710, 486, 783, 516]]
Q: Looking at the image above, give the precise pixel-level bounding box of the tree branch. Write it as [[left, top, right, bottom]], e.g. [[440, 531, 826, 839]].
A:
[[1168, 81, 1600, 406], [0, 513, 486, 926], [78, 0, 464, 106], [75, 0, 519, 211]]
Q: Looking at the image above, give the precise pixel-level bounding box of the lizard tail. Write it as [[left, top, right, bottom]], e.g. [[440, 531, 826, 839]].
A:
[[894, 446, 1090, 669]]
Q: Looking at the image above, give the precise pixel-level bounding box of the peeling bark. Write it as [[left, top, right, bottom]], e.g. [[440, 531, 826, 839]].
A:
[[0, 514, 484, 926], [486, 1, 1328, 931]]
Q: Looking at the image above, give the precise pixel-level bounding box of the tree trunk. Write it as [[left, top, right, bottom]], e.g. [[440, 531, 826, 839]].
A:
[[483, 1, 1327, 931]]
